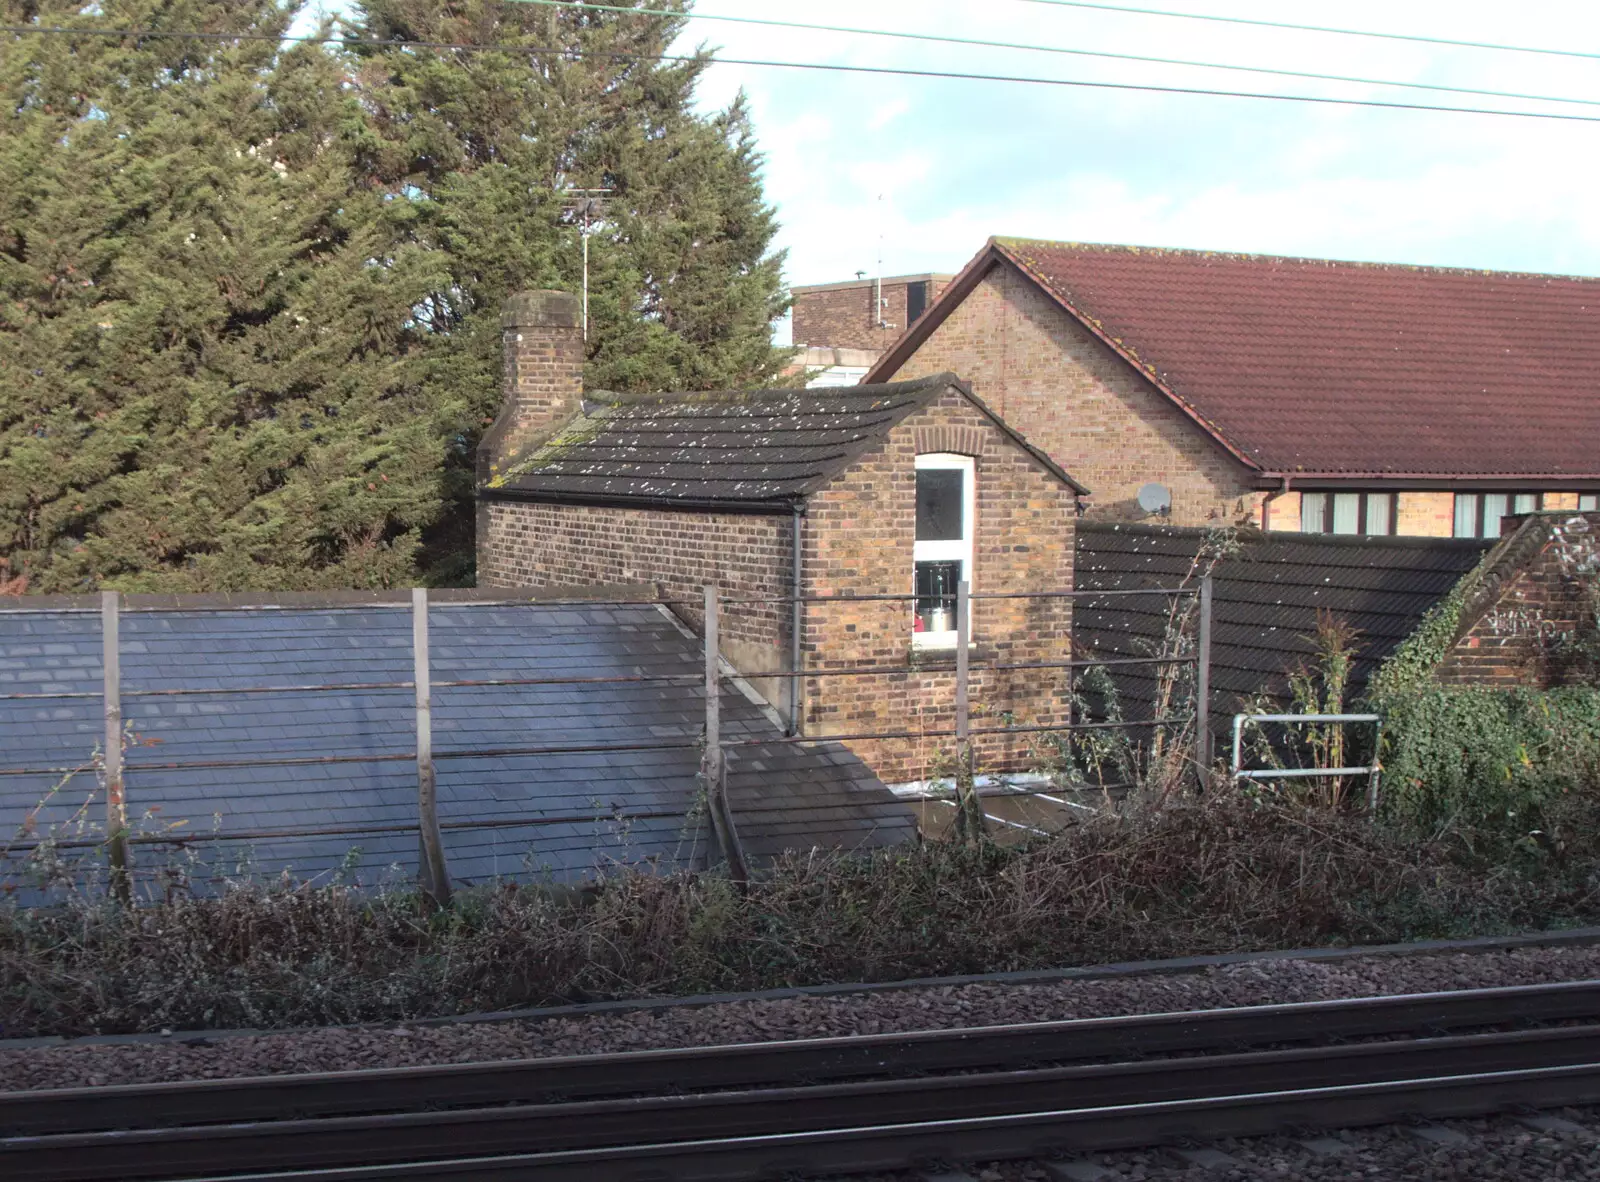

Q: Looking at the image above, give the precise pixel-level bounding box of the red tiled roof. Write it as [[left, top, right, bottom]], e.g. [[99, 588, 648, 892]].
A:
[[881, 238, 1600, 480]]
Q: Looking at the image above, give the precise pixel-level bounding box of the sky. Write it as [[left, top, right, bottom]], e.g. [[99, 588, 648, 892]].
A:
[[670, 0, 1600, 314]]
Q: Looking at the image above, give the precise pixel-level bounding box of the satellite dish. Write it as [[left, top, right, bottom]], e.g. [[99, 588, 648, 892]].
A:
[[1137, 482, 1173, 516]]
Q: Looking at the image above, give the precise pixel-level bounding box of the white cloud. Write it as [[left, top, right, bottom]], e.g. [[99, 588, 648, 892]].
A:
[[681, 0, 1600, 286], [867, 97, 911, 131]]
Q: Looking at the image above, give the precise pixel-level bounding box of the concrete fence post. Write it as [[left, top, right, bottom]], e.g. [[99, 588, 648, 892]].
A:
[[955, 579, 971, 756], [1195, 574, 1215, 786], [702, 585, 747, 883], [101, 590, 130, 903], [952, 579, 985, 841], [412, 588, 452, 908]]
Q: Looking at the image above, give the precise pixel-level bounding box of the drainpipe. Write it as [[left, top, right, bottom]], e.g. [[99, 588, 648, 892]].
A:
[[789, 501, 804, 736], [1260, 474, 1291, 531]]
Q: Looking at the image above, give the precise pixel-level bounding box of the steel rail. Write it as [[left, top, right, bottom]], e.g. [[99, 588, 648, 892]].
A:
[[9, 1025, 1598, 1182], [155, 1061, 1600, 1182], [7, 979, 1598, 1139]]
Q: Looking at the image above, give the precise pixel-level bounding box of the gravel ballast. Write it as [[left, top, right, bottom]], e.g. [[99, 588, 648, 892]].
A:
[[909, 1106, 1600, 1181], [5, 944, 1600, 1092]]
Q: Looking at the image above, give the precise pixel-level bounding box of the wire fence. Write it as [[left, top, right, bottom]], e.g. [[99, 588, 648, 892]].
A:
[[0, 579, 1211, 901]]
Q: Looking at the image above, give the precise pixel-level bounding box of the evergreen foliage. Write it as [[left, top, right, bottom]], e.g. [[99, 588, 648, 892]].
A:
[[1, 1, 444, 591], [1366, 560, 1600, 841], [1, 0, 791, 591], [1375, 684, 1600, 841]]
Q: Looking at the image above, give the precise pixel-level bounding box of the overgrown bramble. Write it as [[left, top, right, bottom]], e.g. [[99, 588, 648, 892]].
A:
[[6, 785, 1600, 1039]]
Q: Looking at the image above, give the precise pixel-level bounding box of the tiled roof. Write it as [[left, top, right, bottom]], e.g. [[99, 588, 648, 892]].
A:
[[486, 373, 1084, 508], [0, 600, 914, 898], [1073, 524, 1491, 730], [877, 238, 1600, 479]]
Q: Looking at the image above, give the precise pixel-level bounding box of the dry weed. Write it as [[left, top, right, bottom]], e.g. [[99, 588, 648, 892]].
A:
[[4, 790, 1599, 1038]]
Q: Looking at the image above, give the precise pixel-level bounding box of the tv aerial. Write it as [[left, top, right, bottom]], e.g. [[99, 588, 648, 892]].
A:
[[560, 187, 612, 340]]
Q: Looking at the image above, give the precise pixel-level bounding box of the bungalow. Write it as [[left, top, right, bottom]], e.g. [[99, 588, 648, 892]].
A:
[[867, 239, 1600, 539]]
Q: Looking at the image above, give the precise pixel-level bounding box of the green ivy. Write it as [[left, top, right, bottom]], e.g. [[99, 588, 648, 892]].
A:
[[1366, 559, 1600, 839], [1376, 685, 1600, 836], [1365, 584, 1470, 705]]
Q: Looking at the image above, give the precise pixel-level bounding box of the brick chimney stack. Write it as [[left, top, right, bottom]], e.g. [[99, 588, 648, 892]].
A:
[[477, 289, 583, 485]]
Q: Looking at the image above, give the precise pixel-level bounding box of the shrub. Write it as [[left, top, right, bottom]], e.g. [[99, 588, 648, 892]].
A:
[[1377, 685, 1600, 842], [1366, 552, 1600, 844], [7, 789, 1600, 1038]]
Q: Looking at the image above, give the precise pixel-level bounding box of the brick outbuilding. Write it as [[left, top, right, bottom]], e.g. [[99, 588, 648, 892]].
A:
[[478, 291, 1087, 782], [867, 239, 1600, 540], [1439, 510, 1600, 688], [791, 272, 952, 354]]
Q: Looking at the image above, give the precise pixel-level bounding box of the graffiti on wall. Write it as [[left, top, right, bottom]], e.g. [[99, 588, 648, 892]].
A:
[[1550, 515, 1599, 578], [1482, 603, 1575, 647]]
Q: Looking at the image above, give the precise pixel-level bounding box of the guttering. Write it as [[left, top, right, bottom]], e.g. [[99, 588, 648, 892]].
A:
[[789, 502, 804, 736], [478, 487, 800, 516], [1259, 474, 1291, 531], [1253, 473, 1600, 491]]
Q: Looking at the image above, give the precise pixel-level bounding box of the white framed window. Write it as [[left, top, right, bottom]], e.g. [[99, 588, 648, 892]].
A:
[[912, 453, 974, 649], [1454, 492, 1542, 538], [1300, 491, 1397, 536], [1580, 493, 1598, 511]]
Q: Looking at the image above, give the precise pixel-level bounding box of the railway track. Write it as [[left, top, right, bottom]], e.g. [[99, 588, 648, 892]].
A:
[[5, 979, 1600, 1181]]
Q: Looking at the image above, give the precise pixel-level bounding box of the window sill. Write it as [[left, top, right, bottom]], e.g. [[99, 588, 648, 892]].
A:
[[905, 642, 987, 669]]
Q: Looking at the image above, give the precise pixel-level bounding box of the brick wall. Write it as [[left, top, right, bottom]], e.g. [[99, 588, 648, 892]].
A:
[[1437, 512, 1600, 687], [883, 262, 1263, 528], [479, 501, 797, 715], [792, 275, 950, 353], [800, 390, 1078, 782], [1262, 491, 1300, 532], [1395, 492, 1455, 538]]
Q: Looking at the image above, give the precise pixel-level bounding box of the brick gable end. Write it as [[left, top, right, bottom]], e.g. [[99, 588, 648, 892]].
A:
[[882, 261, 1262, 528]]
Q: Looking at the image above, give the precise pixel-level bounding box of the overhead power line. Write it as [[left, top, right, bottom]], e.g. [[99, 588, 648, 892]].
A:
[[516, 0, 1600, 111], [5, 24, 1600, 126], [1013, 0, 1600, 63]]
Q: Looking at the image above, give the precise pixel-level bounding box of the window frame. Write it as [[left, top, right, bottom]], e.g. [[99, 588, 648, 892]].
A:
[[1299, 490, 1398, 536], [1453, 492, 1544, 539], [906, 280, 930, 325], [1580, 493, 1599, 511], [912, 453, 975, 650]]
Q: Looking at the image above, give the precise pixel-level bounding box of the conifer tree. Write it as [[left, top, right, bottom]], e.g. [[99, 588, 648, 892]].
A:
[[1, 1, 792, 590], [352, 0, 791, 578], [1, 1, 445, 591]]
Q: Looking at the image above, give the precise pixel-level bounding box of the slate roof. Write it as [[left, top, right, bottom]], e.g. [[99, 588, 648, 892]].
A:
[[0, 598, 914, 899], [869, 238, 1600, 481], [1073, 524, 1492, 730], [486, 372, 1085, 509]]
